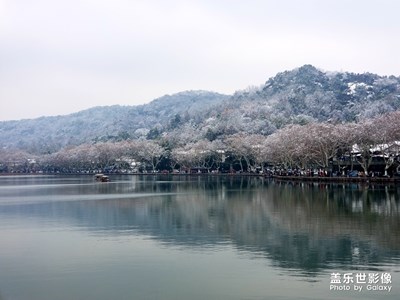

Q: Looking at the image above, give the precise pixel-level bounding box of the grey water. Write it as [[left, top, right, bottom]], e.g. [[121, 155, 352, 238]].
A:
[[0, 175, 399, 300]]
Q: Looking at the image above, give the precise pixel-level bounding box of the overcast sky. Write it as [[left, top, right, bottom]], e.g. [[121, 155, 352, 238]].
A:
[[1, 0, 399, 121]]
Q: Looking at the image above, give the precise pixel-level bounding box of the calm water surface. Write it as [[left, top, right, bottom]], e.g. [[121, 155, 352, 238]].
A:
[[0, 175, 399, 300]]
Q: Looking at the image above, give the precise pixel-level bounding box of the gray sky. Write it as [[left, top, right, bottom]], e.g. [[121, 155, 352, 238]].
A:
[[1, 0, 399, 121]]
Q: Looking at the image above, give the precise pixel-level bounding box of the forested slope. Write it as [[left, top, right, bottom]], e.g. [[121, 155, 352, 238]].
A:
[[1, 65, 399, 154]]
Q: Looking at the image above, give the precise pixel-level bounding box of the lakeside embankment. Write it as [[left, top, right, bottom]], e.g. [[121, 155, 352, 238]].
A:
[[1, 172, 400, 184], [271, 175, 400, 184]]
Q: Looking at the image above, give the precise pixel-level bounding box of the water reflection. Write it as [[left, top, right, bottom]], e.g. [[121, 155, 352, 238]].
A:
[[0, 175, 399, 277]]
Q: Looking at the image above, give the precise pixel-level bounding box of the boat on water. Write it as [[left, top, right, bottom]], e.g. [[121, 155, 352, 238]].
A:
[[94, 173, 110, 182]]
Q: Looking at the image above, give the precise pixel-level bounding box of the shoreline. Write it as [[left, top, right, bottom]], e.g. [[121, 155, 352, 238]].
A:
[[1, 172, 400, 184], [271, 175, 400, 184]]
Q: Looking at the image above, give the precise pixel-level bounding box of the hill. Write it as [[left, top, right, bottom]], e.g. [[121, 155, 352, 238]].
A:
[[217, 65, 400, 130], [0, 91, 228, 153], [1, 65, 400, 153], [172, 65, 400, 141]]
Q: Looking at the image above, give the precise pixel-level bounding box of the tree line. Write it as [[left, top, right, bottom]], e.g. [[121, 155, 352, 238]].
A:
[[1, 111, 400, 176]]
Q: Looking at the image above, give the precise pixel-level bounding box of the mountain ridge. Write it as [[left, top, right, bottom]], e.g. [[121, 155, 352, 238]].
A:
[[1, 65, 400, 153]]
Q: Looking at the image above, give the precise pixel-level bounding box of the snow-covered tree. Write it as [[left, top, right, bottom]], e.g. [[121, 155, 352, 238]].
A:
[[301, 123, 343, 170], [369, 111, 400, 175], [136, 140, 165, 172]]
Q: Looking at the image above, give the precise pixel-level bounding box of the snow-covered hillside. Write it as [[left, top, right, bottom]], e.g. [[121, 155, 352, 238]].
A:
[[1, 65, 399, 154]]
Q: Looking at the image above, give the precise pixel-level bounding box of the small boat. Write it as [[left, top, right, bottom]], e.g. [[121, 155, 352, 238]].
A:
[[94, 174, 110, 182]]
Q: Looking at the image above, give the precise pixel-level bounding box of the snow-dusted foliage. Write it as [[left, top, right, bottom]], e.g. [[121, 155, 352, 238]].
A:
[[1, 65, 400, 154], [1, 66, 400, 174], [1, 110, 400, 174]]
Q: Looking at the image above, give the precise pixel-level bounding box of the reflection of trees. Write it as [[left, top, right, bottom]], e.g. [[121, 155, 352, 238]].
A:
[[1, 176, 399, 274], [228, 181, 400, 274], [265, 182, 400, 247]]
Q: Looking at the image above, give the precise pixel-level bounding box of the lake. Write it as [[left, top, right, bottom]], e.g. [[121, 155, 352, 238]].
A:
[[0, 175, 399, 300]]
